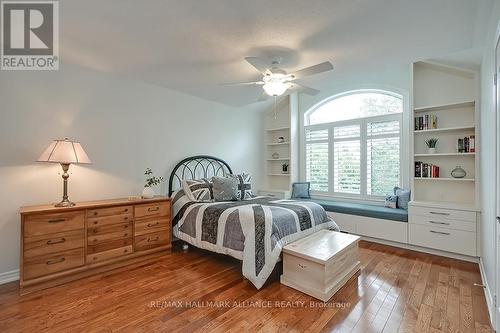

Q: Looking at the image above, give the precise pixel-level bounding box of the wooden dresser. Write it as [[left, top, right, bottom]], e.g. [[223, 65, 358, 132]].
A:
[[20, 197, 171, 293]]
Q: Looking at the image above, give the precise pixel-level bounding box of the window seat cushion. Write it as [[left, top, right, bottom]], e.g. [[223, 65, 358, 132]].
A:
[[310, 199, 408, 222]]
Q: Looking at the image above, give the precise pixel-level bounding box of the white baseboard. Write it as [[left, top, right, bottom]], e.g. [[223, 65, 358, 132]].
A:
[[479, 258, 496, 330], [0, 269, 19, 285]]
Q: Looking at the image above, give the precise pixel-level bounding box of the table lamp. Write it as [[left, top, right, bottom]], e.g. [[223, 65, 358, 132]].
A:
[[37, 138, 92, 207]]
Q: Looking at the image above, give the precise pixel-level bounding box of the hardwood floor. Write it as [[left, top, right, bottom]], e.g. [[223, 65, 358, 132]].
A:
[[0, 241, 493, 332]]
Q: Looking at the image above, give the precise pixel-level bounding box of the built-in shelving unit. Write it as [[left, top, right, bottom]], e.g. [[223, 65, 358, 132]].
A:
[[262, 94, 299, 193], [411, 61, 479, 207]]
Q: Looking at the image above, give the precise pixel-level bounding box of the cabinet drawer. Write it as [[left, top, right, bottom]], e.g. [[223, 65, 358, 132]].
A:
[[24, 211, 84, 237], [134, 231, 170, 251], [87, 238, 133, 254], [408, 206, 475, 222], [24, 229, 85, 259], [408, 224, 476, 256], [87, 245, 133, 264], [87, 205, 132, 218], [409, 214, 475, 232], [134, 218, 170, 236], [87, 213, 133, 227], [87, 229, 132, 245], [24, 248, 85, 280], [88, 222, 132, 236], [135, 202, 170, 219]]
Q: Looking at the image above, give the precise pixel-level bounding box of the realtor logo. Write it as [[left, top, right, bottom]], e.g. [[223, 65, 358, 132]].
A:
[[1, 0, 59, 70]]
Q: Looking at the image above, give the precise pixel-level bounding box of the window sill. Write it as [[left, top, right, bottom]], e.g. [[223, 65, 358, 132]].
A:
[[310, 193, 385, 206]]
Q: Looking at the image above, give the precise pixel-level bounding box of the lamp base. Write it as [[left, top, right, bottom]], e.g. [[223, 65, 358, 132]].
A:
[[55, 199, 76, 207]]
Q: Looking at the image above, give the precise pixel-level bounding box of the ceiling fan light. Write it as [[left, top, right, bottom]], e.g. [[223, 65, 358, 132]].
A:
[[263, 82, 288, 96]]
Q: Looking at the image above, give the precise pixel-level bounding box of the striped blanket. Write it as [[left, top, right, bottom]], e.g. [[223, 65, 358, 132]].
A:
[[172, 197, 339, 289]]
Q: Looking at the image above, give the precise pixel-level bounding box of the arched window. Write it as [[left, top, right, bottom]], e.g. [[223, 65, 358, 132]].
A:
[[304, 90, 403, 198]]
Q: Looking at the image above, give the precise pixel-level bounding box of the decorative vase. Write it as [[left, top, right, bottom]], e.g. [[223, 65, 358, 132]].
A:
[[272, 152, 279, 159], [282, 164, 289, 174], [277, 136, 285, 143], [428, 148, 436, 154], [142, 187, 155, 199], [451, 166, 466, 178]]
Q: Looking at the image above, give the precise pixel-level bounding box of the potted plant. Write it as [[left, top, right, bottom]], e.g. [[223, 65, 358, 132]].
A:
[[142, 168, 164, 199], [281, 163, 289, 174], [425, 138, 438, 154]]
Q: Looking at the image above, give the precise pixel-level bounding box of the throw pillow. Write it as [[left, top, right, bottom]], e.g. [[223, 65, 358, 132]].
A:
[[212, 176, 239, 201], [230, 173, 253, 200], [384, 195, 398, 209], [291, 182, 311, 199], [394, 186, 411, 210], [182, 178, 213, 202]]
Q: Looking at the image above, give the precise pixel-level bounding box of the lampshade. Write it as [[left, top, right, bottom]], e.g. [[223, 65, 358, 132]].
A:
[[37, 138, 92, 164], [263, 81, 289, 96]]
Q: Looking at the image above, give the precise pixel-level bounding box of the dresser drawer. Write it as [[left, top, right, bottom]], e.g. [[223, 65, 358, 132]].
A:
[[87, 238, 133, 255], [408, 206, 476, 222], [24, 248, 85, 280], [409, 214, 475, 232], [88, 221, 132, 236], [24, 211, 84, 237], [87, 213, 133, 227], [134, 217, 170, 236], [88, 205, 132, 218], [87, 245, 133, 264], [134, 231, 170, 251], [408, 224, 476, 256], [87, 229, 132, 245], [135, 202, 170, 219], [24, 229, 85, 259]]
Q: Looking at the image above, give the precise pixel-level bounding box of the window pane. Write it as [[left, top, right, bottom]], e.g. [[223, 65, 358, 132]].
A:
[[334, 140, 360, 194], [334, 124, 360, 139], [367, 120, 400, 136], [307, 91, 403, 125], [306, 143, 329, 192], [367, 137, 400, 196], [305, 128, 328, 141]]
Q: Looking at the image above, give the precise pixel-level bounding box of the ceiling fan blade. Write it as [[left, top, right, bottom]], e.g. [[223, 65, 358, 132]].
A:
[[289, 83, 320, 96], [245, 57, 270, 74], [291, 61, 333, 80], [221, 81, 264, 86]]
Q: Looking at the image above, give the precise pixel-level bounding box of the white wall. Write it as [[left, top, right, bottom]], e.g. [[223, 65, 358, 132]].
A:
[[479, 0, 500, 325], [0, 64, 264, 276]]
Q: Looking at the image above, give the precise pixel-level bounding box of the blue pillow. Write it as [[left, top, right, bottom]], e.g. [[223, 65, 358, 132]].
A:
[[394, 186, 411, 210], [291, 182, 311, 199]]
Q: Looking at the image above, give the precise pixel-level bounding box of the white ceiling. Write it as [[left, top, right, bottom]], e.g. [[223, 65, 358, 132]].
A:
[[60, 0, 493, 107]]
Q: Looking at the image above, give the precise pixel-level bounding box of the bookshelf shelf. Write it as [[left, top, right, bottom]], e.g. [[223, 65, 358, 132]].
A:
[[265, 126, 290, 131], [414, 177, 475, 182], [268, 173, 291, 177], [414, 100, 475, 113], [414, 153, 475, 157], [267, 142, 290, 146], [267, 158, 290, 161], [414, 126, 475, 134]]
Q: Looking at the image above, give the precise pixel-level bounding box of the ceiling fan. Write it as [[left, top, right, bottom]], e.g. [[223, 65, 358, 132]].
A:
[[224, 57, 334, 101]]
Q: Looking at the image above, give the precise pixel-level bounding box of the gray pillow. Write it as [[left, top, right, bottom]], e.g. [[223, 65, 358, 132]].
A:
[[394, 186, 411, 210], [291, 182, 311, 199], [384, 195, 397, 209], [212, 176, 239, 201]]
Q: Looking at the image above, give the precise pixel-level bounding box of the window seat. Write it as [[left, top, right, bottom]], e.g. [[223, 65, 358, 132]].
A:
[[311, 199, 408, 223]]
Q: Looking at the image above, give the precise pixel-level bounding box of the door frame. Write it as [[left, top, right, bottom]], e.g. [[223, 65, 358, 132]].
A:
[[495, 22, 500, 330]]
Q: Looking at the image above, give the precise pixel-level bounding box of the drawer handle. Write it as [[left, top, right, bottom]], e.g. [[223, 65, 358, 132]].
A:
[[429, 211, 450, 216], [429, 221, 450, 226], [93, 229, 98, 233], [48, 218, 66, 223], [147, 222, 160, 227], [430, 230, 450, 236], [124, 248, 129, 253], [148, 207, 160, 212], [93, 221, 98, 225], [124, 217, 129, 221], [93, 212, 98, 216], [124, 233, 129, 237], [147, 236, 160, 242], [124, 225, 129, 229], [124, 208, 129, 212], [46, 238, 66, 245], [298, 263, 307, 269], [46, 257, 65, 265]]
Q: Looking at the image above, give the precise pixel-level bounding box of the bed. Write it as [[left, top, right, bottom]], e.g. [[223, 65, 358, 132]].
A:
[[169, 155, 339, 289]]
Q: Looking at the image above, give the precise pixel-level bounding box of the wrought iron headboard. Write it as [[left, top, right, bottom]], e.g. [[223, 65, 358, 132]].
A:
[[168, 155, 233, 196]]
